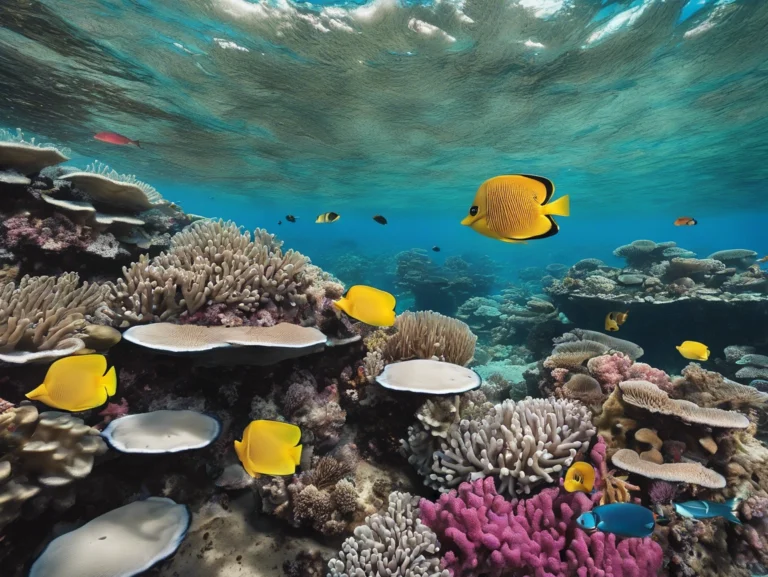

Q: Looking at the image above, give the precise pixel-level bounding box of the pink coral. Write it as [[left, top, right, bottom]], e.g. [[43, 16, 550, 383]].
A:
[[1, 213, 91, 252], [551, 368, 569, 385], [628, 362, 672, 392], [96, 398, 130, 429], [587, 353, 633, 391], [420, 476, 662, 577]]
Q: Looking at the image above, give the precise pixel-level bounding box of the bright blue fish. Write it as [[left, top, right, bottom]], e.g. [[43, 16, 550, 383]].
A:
[[576, 503, 655, 538], [674, 498, 741, 524]]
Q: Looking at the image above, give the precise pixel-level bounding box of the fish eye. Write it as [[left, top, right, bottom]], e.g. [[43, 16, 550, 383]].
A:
[[469, 206, 478, 216]]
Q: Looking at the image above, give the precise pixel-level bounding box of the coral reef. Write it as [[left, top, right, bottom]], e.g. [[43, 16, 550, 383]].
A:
[[0, 403, 107, 530], [403, 396, 594, 496], [420, 476, 662, 577], [394, 249, 494, 315], [328, 491, 449, 577]]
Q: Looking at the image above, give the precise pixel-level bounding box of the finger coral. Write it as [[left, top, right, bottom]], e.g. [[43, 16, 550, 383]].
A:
[[0, 273, 108, 363], [430, 397, 595, 496], [107, 219, 319, 325], [328, 491, 449, 577], [381, 310, 477, 366], [420, 476, 663, 577]]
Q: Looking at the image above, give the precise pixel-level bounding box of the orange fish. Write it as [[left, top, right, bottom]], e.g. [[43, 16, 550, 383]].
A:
[[94, 132, 141, 148], [757, 256, 768, 263], [674, 217, 697, 226]]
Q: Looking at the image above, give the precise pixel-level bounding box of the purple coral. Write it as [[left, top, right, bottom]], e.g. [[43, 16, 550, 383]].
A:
[[420, 477, 662, 577]]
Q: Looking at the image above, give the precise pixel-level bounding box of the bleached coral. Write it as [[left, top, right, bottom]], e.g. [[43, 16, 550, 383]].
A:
[[430, 397, 595, 496], [327, 491, 449, 577]]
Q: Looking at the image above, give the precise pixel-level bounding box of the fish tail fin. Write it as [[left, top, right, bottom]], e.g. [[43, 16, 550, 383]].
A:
[[134, 140, 142, 148], [724, 509, 742, 524], [292, 444, 303, 466], [102, 366, 117, 396], [544, 195, 570, 217], [26, 384, 48, 400]]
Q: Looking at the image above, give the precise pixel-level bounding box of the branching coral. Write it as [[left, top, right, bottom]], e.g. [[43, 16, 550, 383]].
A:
[[429, 397, 595, 496], [380, 310, 476, 366], [420, 476, 663, 577], [0, 273, 107, 358], [107, 219, 322, 325], [328, 491, 449, 577]]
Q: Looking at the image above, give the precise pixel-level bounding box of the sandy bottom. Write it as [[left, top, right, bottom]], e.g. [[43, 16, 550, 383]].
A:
[[156, 492, 337, 577]]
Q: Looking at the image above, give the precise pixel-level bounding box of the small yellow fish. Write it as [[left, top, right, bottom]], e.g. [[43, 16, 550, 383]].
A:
[[564, 461, 595, 493], [676, 340, 710, 361], [334, 285, 396, 327], [25, 354, 117, 412], [234, 420, 302, 478], [316, 212, 340, 223], [604, 311, 629, 332], [460, 174, 570, 243]]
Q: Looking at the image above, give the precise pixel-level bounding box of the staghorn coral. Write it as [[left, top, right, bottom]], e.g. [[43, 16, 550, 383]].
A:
[[0, 273, 107, 357], [328, 491, 449, 577], [107, 219, 320, 324], [429, 397, 595, 496], [381, 310, 476, 366], [0, 404, 107, 530], [420, 476, 662, 577]]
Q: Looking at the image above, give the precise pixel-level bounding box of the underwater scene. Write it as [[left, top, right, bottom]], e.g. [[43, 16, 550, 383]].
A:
[[1, 0, 768, 576]]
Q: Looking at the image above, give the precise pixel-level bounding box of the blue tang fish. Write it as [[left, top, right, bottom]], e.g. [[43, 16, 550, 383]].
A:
[[674, 498, 741, 524], [576, 503, 655, 538]]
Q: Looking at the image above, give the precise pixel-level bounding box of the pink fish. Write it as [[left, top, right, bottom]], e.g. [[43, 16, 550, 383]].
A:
[[94, 131, 141, 147]]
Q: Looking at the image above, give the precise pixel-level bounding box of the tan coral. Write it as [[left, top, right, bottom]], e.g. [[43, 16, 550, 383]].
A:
[[544, 340, 609, 370], [619, 380, 749, 429], [635, 428, 663, 450], [699, 435, 718, 455], [640, 449, 664, 464], [671, 363, 768, 414], [611, 448, 726, 488], [0, 273, 108, 363], [107, 220, 314, 324], [0, 404, 107, 529], [381, 310, 476, 366]]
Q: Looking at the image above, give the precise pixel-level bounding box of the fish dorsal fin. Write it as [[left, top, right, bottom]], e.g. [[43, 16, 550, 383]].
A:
[[518, 174, 555, 204], [346, 285, 396, 311], [45, 354, 108, 387], [250, 420, 302, 446]]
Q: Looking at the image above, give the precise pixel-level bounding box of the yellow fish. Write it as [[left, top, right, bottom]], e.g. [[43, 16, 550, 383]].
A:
[[460, 174, 570, 243], [676, 340, 710, 361], [234, 420, 302, 478], [334, 285, 396, 327], [26, 354, 117, 412], [604, 311, 628, 332], [564, 461, 595, 493], [316, 212, 340, 223]]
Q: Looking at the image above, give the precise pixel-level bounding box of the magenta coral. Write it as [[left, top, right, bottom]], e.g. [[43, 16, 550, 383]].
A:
[[420, 476, 662, 577]]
